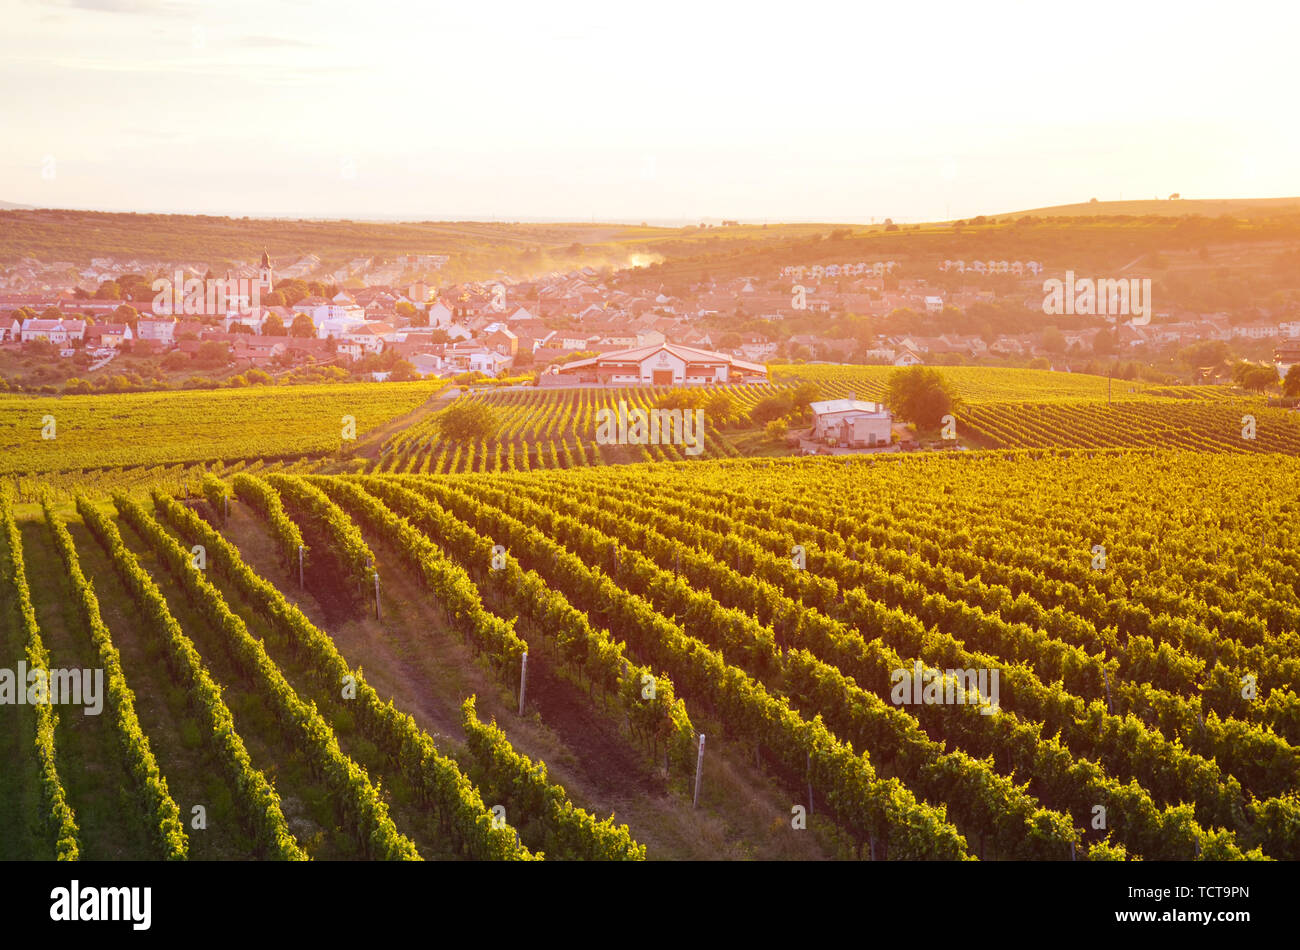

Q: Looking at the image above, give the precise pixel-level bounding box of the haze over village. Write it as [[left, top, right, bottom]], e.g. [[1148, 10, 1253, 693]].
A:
[[3, 233, 1298, 397]]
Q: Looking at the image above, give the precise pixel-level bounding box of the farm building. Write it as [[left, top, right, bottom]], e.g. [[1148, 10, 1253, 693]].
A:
[[550, 341, 767, 386], [809, 398, 893, 447]]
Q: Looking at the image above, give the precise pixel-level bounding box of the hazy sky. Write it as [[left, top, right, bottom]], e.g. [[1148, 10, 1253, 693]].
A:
[[2, 0, 1297, 222]]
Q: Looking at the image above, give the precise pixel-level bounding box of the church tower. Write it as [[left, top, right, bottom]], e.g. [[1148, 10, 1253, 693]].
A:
[[259, 250, 274, 294]]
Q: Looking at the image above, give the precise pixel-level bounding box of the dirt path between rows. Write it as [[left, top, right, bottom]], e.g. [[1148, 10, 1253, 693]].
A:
[[216, 497, 837, 859], [344, 388, 463, 464]]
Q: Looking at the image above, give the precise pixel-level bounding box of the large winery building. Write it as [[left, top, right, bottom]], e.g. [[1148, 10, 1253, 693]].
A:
[[548, 342, 768, 386]]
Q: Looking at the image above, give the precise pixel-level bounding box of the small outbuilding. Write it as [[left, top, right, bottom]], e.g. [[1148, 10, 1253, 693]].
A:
[[809, 398, 893, 447]]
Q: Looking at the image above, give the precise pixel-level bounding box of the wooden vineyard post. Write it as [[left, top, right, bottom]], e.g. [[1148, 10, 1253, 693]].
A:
[[223, 494, 229, 523], [298, 545, 305, 589], [806, 752, 814, 817], [693, 734, 705, 808], [1102, 667, 1113, 714], [373, 571, 381, 621], [519, 652, 529, 716]]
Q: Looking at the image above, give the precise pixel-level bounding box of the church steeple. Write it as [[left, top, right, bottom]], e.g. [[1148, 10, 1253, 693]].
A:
[[258, 250, 274, 294]]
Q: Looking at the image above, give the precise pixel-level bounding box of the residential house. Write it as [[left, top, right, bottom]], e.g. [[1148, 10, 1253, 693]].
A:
[[137, 316, 177, 345], [84, 323, 134, 348], [893, 345, 924, 366], [1233, 321, 1279, 340], [484, 327, 518, 357], [342, 322, 393, 355]]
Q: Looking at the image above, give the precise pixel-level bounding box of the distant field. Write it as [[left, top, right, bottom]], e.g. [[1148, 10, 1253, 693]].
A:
[[0, 209, 836, 281], [0, 380, 443, 476], [1003, 197, 1300, 219]]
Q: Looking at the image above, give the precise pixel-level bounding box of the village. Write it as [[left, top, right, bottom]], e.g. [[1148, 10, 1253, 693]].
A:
[[2, 245, 1298, 392]]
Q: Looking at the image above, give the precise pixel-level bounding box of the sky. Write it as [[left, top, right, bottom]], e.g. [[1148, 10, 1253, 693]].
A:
[[2, 0, 1298, 223]]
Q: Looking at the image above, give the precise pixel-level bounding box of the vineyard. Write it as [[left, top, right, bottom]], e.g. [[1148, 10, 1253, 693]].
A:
[[365, 376, 1293, 476], [371, 386, 754, 473], [0, 381, 444, 477], [3, 447, 1298, 861], [958, 401, 1300, 452], [770, 364, 1238, 404]]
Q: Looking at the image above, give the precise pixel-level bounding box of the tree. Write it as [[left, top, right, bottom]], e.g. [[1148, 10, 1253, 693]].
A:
[[389, 360, 419, 381], [749, 393, 795, 426], [436, 400, 498, 443], [290, 314, 316, 338], [791, 382, 821, 407], [1028, 356, 1052, 370], [887, 365, 955, 429], [1177, 339, 1229, 368], [162, 351, 190, 371], [193, 341, 231, 369], [1284, 364, 1300, 399], [1235, 362, 1278, 393], [1041, 326, 1066, 354], [395, 301, 416, 318], [657, 388, 706, 411], [262, 313, 286, 336], [704, 391, 737, 427]]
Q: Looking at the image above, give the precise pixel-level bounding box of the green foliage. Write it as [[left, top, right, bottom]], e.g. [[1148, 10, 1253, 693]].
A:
[[153, 491, 536, 860], [77, 496, 307, 860], [0, 490, 81, 860], [887, 365, 956, 428], [43, 500, 189, 860], [461, 697, 645, 860], [109, 494, 419, 860], [436, 400, 499, 444]]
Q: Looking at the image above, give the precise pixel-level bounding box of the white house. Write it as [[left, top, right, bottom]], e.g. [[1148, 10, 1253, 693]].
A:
[[1233, 322, 1279, 340], [316, 317, 368, 340], [137, 317, 177, 345], [342, 322, 393, 354], [295, 295, 366, 328], [411, 352, 449, 377], [427, 301, 454, 329], [448, 347, 510, 375], [21, 318, 70, 344], [809, 399, 893, 447], [894, 346, 924, 366], [924, 296, 944, 313]]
